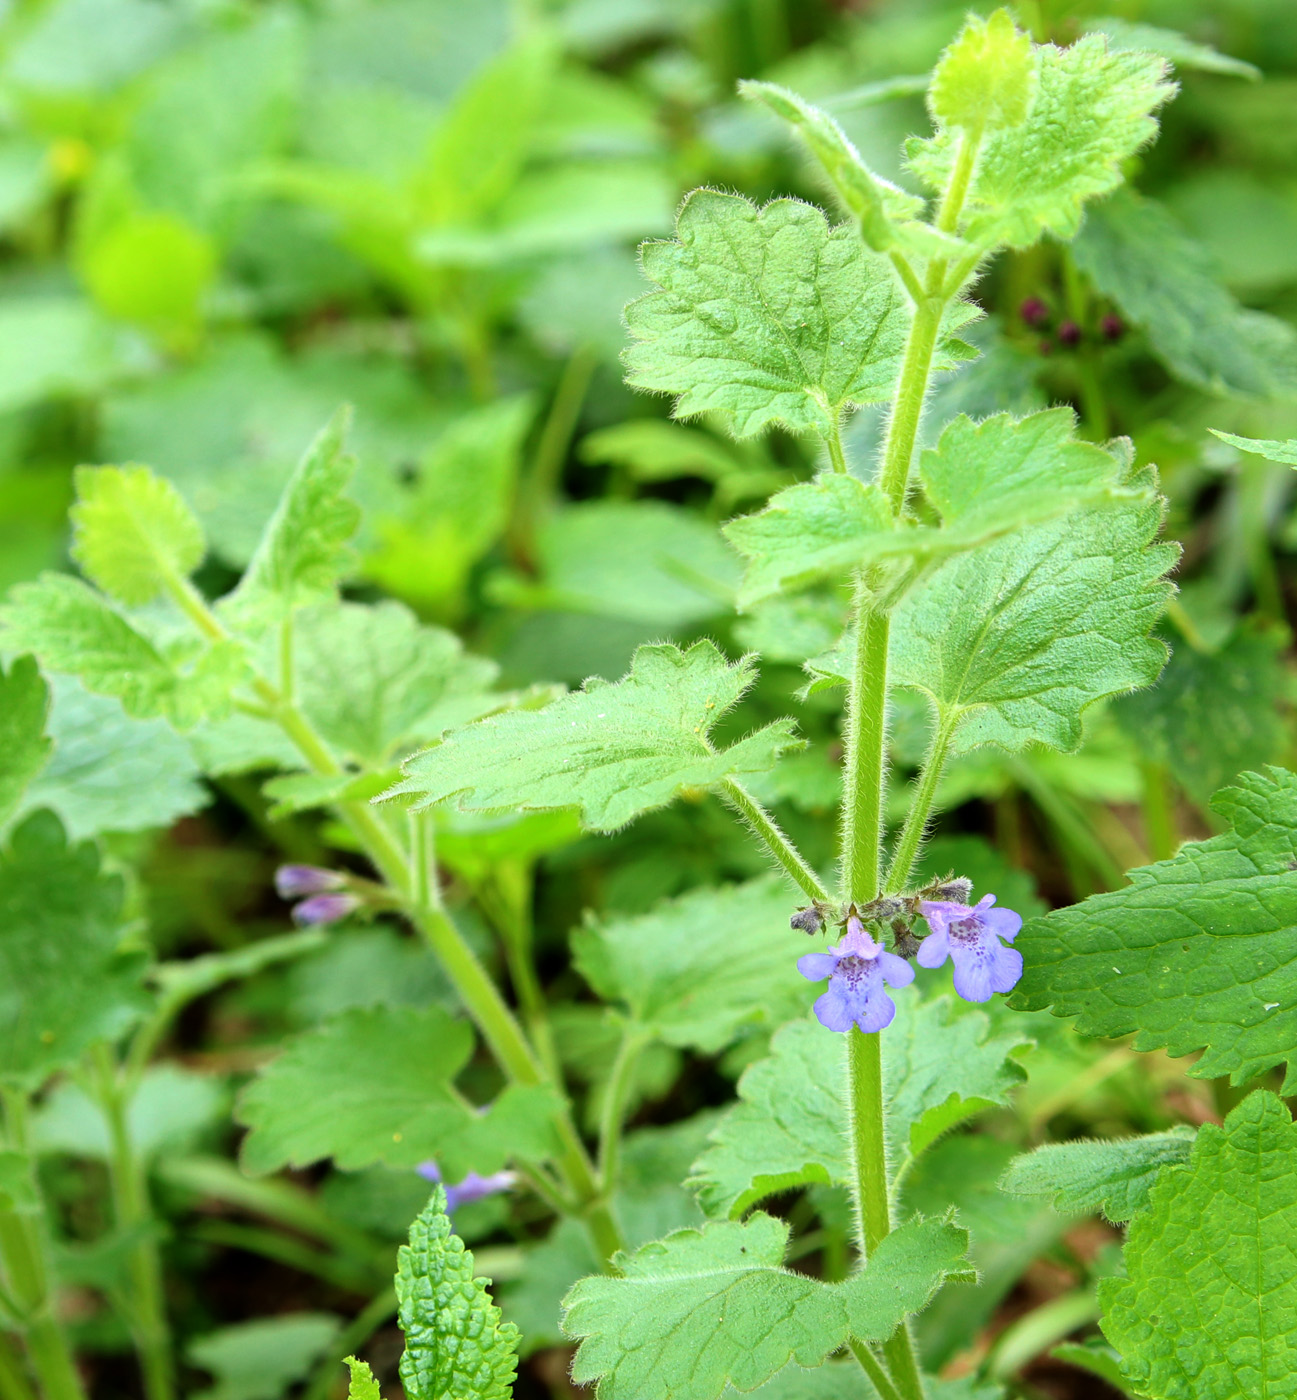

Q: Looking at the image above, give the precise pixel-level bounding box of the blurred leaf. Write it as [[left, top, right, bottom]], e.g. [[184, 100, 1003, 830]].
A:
[[1210, 429, 1297, 465], [907, 36, 1173, 248], [389, 641, 801, 833], [1085, 18, 1260, 80], [81, 212, 216, 339], [398, 1186, 520, 1400], [286, 927, 456, 1024], [0, 298, 125, 414], [1000, 1127, 1196, 1222], [928, 10, 1036, 133], [0, 811, 150, 1092], [1015, 767, 1297, 1089], [1049, 1339, 1132, 1392], [189, 1315, 339, 1400], [4, 0, 190, 95], [579, 420, 741, 483], [1100, 1091, 1297, 1398], [0, 655, 50, 827], [572, 877, 811, 1054], [1073, 190, 1297, 397], [70, 464, 205, 607]]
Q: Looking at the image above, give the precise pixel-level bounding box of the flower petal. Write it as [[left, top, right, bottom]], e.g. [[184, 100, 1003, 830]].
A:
[[798, 951, 838, 983], [878, 951, 916, 987], [919, 899, 972, 936], [988, 942, 1024, 995], [813, 982, 856, 1033], [983, 906, 1024, 943], [915, 929, 950, 968], [855, 987, 897, 1033]]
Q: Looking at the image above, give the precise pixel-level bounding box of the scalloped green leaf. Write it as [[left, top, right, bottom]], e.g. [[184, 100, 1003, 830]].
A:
[[342, 1357, 380, 1400], [1014, 766, 1297, 1090], [1100, 1092, 1297, 1398], [0, 655, 50, 827], [388, 640, 800, 833], [928, 9, 1036, 133], [398, 1187, 520, 1400]]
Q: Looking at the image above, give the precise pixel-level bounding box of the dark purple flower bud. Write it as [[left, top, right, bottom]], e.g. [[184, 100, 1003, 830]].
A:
[[917, 894, 1023, 1002], [791, 904, 826, 935], [891, 921, 922, 960], [1058, 319, 1082, 348], [415, 1161, 516, 1212], [1101, 313, 1124, 341], [275, 865, 346, 899], [291, 892, 361, 926], [1020, 297, 1049, 327]]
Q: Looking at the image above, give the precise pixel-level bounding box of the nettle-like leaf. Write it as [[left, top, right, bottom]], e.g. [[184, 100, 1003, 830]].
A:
[[1100, 1092, 1297, 1398], [1085, 17, 1261, 80], [69, 464, 205, 607], [888, 469, 1175, 753], [1210, 429, 1297, 465], [927, 8, 1036, 133], [342, 1357, 380, 1400], [1000, 1128, 1195, 1223], [0, 574, 246, 729], [0, 655, 51, 826], [908, 35, 1174, 249], [388, 641, 800, 833], [1015, 767, 1297, 1088], [398, 1187, 520, 1400], [0, 811, 150, 1091], [236, 1005, 561, 1177], [563, 1212, 969, 1400], [572, 878, 811, 1055], [726, 408, 1135, 606], [692, 1002, 1028, 1218], [623, 189, 976, 439], [221, 407, 359, 630], [1073, 190, 1297, 398]]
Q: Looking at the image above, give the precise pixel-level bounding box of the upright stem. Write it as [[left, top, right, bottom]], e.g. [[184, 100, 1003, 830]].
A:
[[846, 1030, 889, 1254], [91, 1050, 173, 1400], [597, 1028, 648, 1190], [827, 421, 849, 474], [839, 600, 891, 905]]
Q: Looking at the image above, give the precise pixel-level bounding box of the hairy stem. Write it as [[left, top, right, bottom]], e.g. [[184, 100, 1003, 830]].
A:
[[848, 1340, 905, 1400], [884, 710, 959, 893], [722, 780, 829, 904], [91, 1049, 173, 1400], [839, 599, 890, 905], [827, 420, 849, 474]]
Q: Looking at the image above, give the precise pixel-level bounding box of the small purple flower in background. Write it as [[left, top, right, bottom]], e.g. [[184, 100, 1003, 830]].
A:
[[274, 865, 347, 899], [797, 914, 915, 1034], [416, 1161, 516, 1212], [291, 892, 361, 926], [917, 894, 1023, 1003]]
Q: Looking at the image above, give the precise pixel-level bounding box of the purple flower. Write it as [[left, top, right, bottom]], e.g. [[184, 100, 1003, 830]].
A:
[[416, 1161, 516, 1212], [797, 915, 915, 1034], [917, 893, 1023, 1003], [291, 892, 361, 926], [275, 865, 346, 899]]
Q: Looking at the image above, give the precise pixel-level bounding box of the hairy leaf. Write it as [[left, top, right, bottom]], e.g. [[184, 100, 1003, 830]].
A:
[[928, 9, 1036, 133], [908, 36, 1174, 248], [572, 878, 811, 1054], [1085, 18, 1260, 80], [342, 1357, 380, 1400], [388, 641, 800, 832], [564, 1212, 969, 1400], [1000, 1128, 1195, 1222], [398, 1187, 520, 1400], [1100, 1092, 1297, 1398], [0, 573, 245, 728], [1014, 766, 1297, 1089], [69, 464, 205, 606], [0, 655, 50, 826], [1210, 429, 1297, 465], [236, 1005, 560, 1176], [0, 811, 150, 1091], [692, 1001, 1027, 1218], [1073, 190, 1297, 397], [222, 407, 359, 629], [624, 189, 973, 438]]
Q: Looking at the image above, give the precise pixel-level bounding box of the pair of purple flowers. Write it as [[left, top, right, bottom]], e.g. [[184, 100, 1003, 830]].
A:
[[797, 894, 1023, 1034]]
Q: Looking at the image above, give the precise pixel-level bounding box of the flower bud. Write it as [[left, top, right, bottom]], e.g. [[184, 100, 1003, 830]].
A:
[[1101, 313, 1124, 341], [928, 875, 973, 905], [1058, 319, 1082, 348], [275, 865, 347, 899], [291, 892, 361, 926], [1020, 296, 1049, 328], [790, 904, 827, 935]]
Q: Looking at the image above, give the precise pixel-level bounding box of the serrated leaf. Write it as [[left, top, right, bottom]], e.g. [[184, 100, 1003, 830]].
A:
[[564, 1212, 969, 1400], [0, 655, 50, 826], [1210, 429, 1297, 464], [1, 573, 245, 728], [928, 9, 1036, 133], [1000, 1128, 1195, 1222], [388, 640, 800, 833], [572, 878, 813, 1054], [1115, 622, 1287, 809], [69, 464, 205, 606], [1100, 1091, 1297, 1398], [692, 1000, 1028, 1218], [738, 82, 942, 254], [398, 1186, 520, 1400], [236, 1005, 560, 1176], [1085, 18, 1260, 80], [725, 408, 1135, 607], [1014, 766, 1297, 1089], [0, 810, 150, 1091], [1073, 190, 1297, 397], [221, 407, 359, 630], [342, 1357, 380, 1400], [889, 476, 1175, 753], [623, 189, 974, 438], [908, 36, 1174, 248]]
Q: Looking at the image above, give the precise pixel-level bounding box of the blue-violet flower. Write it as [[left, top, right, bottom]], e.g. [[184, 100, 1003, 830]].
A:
[[291, 892, 361, 926], [797, 915, 915, 1033], [916, 893, 1023, 1002], [416, 1161, 516, 1212], [275, 865, 347, 899]]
